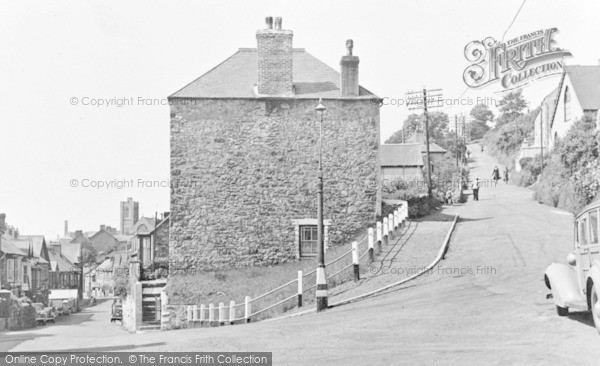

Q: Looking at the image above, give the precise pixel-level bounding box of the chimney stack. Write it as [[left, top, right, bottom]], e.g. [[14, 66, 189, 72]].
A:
[[0, 213, 5, 234], [340, 39, 360, 97], [256, 16, 294, 96], [64, 220, 68, 237], [100, 224, 106, 231]]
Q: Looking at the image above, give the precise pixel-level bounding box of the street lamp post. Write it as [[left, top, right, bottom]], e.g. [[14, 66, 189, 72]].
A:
[[315, 98, 328, 312]]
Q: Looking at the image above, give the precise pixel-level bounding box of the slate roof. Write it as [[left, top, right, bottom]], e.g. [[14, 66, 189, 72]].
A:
[[420, 142, 446, 154], [170, 48, 377, 99], [566, 65, 600, 110], [48, 249, 75, 273], [12, 235, 49, 263], [0, 234, 27, 256], [380, 144, 424, 167], [58, 242, 81, 264]]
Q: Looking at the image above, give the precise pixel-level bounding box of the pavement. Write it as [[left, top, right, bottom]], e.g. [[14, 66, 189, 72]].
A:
[[3, 145, 599, 365]]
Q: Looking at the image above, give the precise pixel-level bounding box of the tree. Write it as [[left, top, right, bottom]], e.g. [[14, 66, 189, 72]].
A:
[[468, 121, 490, 140], [80, 244, 98, 265], [557, 114, 599, 175], [496, 89, 528, 127], [470, 104, 494, 124], [385, 112, 449, 144]]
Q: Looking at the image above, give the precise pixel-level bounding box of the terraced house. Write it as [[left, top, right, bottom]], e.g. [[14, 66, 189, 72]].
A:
[[169, 17, 381, 273]]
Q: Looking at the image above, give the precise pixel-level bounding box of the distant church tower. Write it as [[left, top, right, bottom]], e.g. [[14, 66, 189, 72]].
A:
[[120, 197, 139, 235]]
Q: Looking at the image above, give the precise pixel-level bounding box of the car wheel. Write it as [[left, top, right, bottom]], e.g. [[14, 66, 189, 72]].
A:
[[590, 285, 600, 334], [556, 305, 569, 316]]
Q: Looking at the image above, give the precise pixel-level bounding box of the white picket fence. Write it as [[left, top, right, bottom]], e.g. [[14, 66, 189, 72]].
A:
[[175, 202, 409, 327]]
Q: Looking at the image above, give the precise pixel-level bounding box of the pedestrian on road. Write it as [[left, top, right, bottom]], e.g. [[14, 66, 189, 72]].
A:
[[492, 166, 500, 187], [471, 178, 480, 201], [445, 189, 453, 205], [480, 144, 484, 152], [504, 167, 509, 183]]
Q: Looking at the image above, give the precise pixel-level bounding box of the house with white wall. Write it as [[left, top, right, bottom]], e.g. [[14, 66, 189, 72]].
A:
[[549, 65, 600, 147]]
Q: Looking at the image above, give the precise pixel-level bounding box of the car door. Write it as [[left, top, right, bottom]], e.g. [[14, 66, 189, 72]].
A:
[[588, 208, 600, 275], [576, 216, 590, 293]]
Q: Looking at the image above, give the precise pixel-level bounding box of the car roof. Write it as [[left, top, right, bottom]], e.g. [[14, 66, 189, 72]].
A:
[[576, 199, 600, 220]]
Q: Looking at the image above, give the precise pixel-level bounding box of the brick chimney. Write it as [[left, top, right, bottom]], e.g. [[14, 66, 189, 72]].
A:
[[340, 39, 359, 97], [256, 16, 294, 96], [0, 213, 5, 234]]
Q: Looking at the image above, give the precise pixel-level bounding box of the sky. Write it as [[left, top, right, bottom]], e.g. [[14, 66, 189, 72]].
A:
[[1, 0, 599, 239]]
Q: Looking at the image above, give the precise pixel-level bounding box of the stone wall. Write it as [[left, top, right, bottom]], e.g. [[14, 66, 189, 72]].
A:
[[169, 98, 380, 273], [0, 300, 36, 331], [154, 219, 169, 261]]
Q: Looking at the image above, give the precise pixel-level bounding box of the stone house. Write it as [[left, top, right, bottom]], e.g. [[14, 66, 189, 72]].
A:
[[380, 144, 425, 185], [168, 17, 381, 273], [11, 235, 51, 302], [405, 124, 448, 168], [48, 244, 79, 291], [129, 213, 169, 278], [0, 215, 29, 296]]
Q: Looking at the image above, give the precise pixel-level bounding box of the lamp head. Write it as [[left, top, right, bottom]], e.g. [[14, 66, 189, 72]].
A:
[[315, 98, 326, 114]]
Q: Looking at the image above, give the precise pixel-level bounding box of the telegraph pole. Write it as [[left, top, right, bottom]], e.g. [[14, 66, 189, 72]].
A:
[[407, 88, 443, 198], [455, 115, 459, 168], [540, 113, 544, 179]]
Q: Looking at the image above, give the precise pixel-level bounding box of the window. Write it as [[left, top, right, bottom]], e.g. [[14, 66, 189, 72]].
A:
[[564, 86, 571, 123], [591, 210, 599, 245], [7, 259, 15, 282], [23, 265, 29, 286], [300, 226, 318, 257], [579, 218, 588, 246]]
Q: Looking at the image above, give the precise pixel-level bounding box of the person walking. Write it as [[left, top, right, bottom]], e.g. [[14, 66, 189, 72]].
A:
[[504, 166, 509, 183], [471, 178, 480, 201], [445, 189, 453, 205], [492, 166, 500, 187]]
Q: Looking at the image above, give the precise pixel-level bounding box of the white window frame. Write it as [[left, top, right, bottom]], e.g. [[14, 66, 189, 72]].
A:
[[292, 219, 332, 259]]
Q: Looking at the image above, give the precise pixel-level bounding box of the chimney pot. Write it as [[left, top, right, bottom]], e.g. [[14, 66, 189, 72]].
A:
[[274, 17, 282, 30], [265, 16, 273, 29]]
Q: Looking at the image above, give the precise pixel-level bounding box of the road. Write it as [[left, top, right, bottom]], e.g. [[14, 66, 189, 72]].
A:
[[3, 145, 599, 364]]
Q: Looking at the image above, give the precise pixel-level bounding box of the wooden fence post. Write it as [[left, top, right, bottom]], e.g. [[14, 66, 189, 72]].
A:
[[383, 218, 388, 247], [368, 227, 374, 262], [229, 300, 236, 325], [376, 222, 382, 252], [200, 304, 206, 322], [218, 302, 225, 326], [297, 270, 303, 307], [186, 305, 192, 324], [352, 241, 360, 281], [245, 296, 251, 323], [209, 303, 215, 323]]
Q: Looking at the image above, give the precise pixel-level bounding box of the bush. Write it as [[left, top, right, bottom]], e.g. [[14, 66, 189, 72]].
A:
[[532, 115, 599, 213], [142, 258, 169, 280]]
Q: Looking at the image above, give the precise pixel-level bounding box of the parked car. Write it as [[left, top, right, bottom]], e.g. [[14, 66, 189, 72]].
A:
[[43, 306, 57, 323], [32, 303, 48, 325], [545, 199, 600, 332], [111, 299, 122, 323]]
